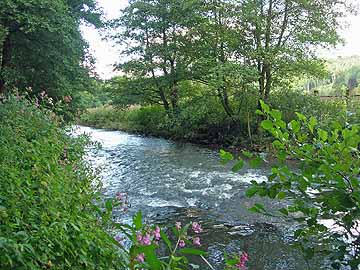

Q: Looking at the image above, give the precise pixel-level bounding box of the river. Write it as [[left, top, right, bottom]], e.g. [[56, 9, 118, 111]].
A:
[[75, 125, 318, 270]]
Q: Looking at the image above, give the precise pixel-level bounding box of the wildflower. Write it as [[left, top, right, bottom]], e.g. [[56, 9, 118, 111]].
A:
[[116, 192, 123, 201], [193, 237, 201, 246], [136, 233, 143, 243], [192, 222, 203, 233], [179, 240, 186, 248], [142, 233, 151, 246], [114, 235, 122, 243], [175, 221, 182, 230], [235, 252, 249, 269], [136, 253, 145, 263], [154, 226, 161, 241]]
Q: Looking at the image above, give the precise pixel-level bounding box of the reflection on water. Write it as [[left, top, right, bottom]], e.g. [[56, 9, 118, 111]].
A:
[[74, 125, 318, 270]]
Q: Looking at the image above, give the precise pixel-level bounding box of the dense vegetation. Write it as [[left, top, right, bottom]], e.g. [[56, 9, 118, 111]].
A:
[[79, 0, 359, 148], [0, 0, 104, 115], [0, 96, 124, 269], [222, 101, 360, 269], [1, 0, 360, 269], [304, 56, 360, 96]]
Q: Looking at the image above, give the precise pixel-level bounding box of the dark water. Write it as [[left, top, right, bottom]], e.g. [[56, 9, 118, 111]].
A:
[[75, 126, 316, 270]]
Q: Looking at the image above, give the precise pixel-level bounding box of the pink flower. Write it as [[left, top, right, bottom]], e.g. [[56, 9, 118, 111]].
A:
[[241, 252, 249, 262], [116, 192, 123, 201], [193, 237, 201, 246], [192, 222, 203, 233], [153, 226, 161, 241], [235, 252, 249, 269], [136, 233, 143, 243], [142, 233, 151, 246], [179, 240, 186, 248], [235, 262, 246, 269], [136, 253, 145, 263], [114, 235, 122, 243], [175, 222, 182, 230]]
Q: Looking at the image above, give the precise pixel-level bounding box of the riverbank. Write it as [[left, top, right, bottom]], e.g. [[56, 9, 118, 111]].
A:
[[0, 97, 125, 269], [78, 105, 271, 153]]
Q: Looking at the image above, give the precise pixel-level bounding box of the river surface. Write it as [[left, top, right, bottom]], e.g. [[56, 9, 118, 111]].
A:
[[75, 125, 317, 270]]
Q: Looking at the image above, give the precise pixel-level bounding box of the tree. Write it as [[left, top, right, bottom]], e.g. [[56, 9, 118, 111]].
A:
[[110, 0, 200, 115], [233, 0, 351, 101], [0, 0, 103, 97], [189, 0, 258, 118]]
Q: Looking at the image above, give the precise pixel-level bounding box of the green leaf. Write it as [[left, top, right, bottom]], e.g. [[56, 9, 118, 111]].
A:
[[232, 159, 244, 172], [261, 120, 273, 130], [140, 246, 161, 270], [220, 149, 233, 164], [289, 120, 300, 133], [279, 208, 289, 216], [242, 151, 253, 158], [249, 156, 263, 168], [318, 129, 328, 141], [308, 117, 317, 133], [277, 191, 286, 200], [105, 199, 113, 212], [245, 186, 258, 197], [133, 211, 142, 230], [270, 109, 282, 121], [160, 231, 172, 251], [249, 203, 266, 213], [295, 112, 307, 121], [260, 100, 270, 113], [255, 109, 264, 116]]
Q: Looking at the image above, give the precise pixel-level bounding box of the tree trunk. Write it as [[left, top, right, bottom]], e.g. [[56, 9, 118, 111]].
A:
[[0, 33, 11, 94], [170, 82, 179, 114], [264, 65, 272, 101], [217, 87, 233, 117], [159, 88, 171, 114]]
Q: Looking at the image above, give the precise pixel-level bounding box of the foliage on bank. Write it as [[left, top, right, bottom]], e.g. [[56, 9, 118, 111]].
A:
[[0, 95, 249, 270], [0, 96, 125, 269], [222, 101, 360, 269], [80, 90, 348, 149]]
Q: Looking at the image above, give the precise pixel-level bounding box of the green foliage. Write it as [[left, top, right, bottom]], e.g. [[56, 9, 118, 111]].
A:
[[0, 0, 103, 100], [1, 95, 249, 270], [110, 0, 350, 121], [302, 56, 360, 96], [269, 89, 346, 125], [0, 97, 124, 269], [245, 103, 360, 268]]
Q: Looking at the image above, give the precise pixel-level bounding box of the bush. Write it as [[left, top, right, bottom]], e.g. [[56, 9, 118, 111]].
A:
[[226, 101, 360, 269], [0, 97, 123, 270], [269, 89, 346, 125]]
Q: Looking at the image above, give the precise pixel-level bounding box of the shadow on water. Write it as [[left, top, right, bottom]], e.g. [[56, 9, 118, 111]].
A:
[[74, 126, 321, 270]]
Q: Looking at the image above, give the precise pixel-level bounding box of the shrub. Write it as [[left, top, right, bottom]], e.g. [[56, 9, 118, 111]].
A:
[[0, 97, 124, 269], [269, 89, 346, 125], [224, 101, 360, 269]]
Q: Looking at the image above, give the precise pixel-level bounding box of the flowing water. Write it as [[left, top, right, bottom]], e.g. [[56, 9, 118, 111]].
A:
[[75, 125, 317, 270]]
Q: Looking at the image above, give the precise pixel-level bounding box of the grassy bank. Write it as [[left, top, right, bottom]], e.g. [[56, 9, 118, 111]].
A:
[[79, 91, 349, 150], [0, 97, 123, 269]]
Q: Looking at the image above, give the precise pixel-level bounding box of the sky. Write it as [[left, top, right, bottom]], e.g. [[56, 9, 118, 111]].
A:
[[81, 0, 360, 79]]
